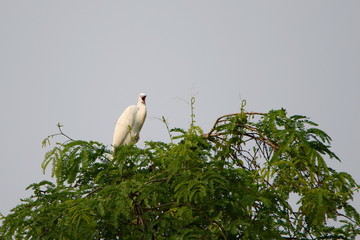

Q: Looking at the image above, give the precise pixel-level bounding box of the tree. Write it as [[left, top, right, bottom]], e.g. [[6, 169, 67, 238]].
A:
[[1, 100, 359, 239]]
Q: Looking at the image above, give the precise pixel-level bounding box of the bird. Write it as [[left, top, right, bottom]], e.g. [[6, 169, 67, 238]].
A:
[[112, 93, 147, 152]]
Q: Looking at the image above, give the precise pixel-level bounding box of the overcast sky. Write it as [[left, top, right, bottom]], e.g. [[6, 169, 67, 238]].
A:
[[1, 0, 359, 227]]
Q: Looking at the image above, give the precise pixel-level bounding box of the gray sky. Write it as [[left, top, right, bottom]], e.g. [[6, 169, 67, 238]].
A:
[[1, 0, 359, 227]]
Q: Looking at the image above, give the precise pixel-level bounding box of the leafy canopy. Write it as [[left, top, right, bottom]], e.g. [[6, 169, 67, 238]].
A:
[[1, 100, 359, 239]]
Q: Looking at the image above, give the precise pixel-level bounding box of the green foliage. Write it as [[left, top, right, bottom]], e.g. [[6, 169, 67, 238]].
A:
[[1, 105, 359, 239]]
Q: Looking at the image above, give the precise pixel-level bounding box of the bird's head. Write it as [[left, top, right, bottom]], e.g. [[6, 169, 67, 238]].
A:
[[139, 93, 147, 104]]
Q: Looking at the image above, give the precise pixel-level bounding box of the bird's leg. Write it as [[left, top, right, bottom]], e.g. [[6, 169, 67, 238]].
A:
[[133, 133, 140, 143]]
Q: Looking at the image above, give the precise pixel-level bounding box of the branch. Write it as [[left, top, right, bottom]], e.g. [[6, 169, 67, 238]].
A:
[[42, 123, 75, 147], [57, 123, 74, 141], [204, 112, 279, 151]]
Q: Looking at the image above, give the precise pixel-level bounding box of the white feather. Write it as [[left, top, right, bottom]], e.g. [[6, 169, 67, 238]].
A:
[[112, 93, 147, 151]]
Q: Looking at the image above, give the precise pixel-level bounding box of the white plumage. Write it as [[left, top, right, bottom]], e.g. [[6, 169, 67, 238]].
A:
[[112, 93, 147, 152]]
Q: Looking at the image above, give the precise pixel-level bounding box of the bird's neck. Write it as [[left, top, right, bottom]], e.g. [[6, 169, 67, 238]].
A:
[[137, 103, 147, 119]]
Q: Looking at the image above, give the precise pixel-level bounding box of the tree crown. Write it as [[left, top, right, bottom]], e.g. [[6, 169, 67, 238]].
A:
[[1, 101, 359, 239]]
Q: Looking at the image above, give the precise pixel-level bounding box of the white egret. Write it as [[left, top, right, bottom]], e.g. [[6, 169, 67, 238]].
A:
[[112, 93, 147, 152]]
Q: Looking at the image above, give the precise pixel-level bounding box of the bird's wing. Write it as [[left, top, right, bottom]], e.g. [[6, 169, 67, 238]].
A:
[[112, 105, 137, 148]]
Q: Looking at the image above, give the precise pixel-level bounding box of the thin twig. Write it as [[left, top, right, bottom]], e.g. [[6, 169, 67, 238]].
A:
[[57, 123, 74, 141]]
